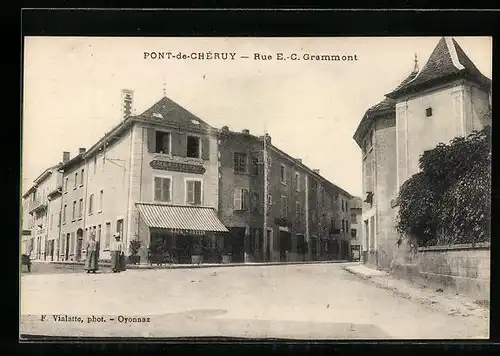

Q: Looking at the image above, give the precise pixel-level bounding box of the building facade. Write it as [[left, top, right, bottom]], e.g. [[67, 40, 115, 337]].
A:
[[353, 37, 492, 270], [23, 90, 354, 265], [349, 196, 363, 250], [22, 164, 63, 261], [218, 127, 353, 263]]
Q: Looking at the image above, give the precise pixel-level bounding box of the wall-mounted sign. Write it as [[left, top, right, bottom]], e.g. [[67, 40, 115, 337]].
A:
[[150, 160, 206, 174]]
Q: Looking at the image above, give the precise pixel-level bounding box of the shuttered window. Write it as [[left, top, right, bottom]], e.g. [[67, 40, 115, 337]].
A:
[[234, 188, 249, 210], [186, 180, 202, 205], [280, 195, 288, 217], [154, 177, 171, 202]]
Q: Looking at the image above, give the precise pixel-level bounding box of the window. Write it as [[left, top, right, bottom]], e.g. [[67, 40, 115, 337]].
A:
[[105, 222, 111, 249], [72, 201, 76, 221], [64, 178, 68, 193], [346, 220, 349, 233], [426, 107, 433, 117], [155, 131, 171, 154], [251, 156, 259, 175], [74, 172, 78, 189], [341, 199, 344, 212], [99, 190, 104, 211], [341, 219, 345, 232], [186, 180, 202, 205], [63, 205, 67, 223], [57, 213, 61, 227], [234, 152, 247, 173], [280, 164, 287, 184], [88, 194, 94, 215], [280, 195, 288, 217], [80, 169, 84, 185], [351, 228, 357, 239], [295, 172, 300, 191], [78, 199, 83, 219], [116, 219, 124, 239], [234, 188, 249, 211], [187, 135, 201, 158], [154, 177, 171, 202], [345, 201, 349, 212], [295, 201, 301, 219]]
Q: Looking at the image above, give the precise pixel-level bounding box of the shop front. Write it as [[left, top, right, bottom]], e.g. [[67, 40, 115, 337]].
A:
[[136, 203, 229, 264]]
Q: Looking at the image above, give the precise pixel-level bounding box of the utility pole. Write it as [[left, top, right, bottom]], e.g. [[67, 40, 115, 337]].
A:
[[263, 132, 269, 262]]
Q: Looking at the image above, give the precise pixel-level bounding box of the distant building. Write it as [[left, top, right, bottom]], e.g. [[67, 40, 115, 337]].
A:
[[349, 196, 363, 249], [22, 163, 63, 261], [353, 37, 492, 269]]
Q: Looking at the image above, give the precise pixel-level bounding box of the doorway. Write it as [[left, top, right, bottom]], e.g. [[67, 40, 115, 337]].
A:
[[65, 234, 70, 261], [75, 228, 83, 261], [279, 230, 291, 262], [49, 240, 54, 261], [230, 227, 245, 263]]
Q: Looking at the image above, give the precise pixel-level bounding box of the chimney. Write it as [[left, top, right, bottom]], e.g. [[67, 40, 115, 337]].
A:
[[313, 169, 320, 174], [78, 148, 86, 154], [264, 133, 271, 144], [121, 89, 134, 120], [62, 151, 70, 163], [242, 129, 250, 135]]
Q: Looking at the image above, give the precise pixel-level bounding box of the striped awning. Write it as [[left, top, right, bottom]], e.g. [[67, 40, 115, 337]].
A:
[[136, 203, 228, 233]]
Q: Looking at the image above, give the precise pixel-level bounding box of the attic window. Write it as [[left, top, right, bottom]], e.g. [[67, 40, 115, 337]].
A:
[[153, 112, 163, 119], [426, 107, 433, 117]]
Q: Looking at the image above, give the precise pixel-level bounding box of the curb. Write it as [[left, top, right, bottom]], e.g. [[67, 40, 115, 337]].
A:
[[49, 259, 352, 270]]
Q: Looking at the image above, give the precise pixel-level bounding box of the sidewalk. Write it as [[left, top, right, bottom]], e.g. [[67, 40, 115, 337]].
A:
[[51, 259, 351, 270], [344, 264, 489, 320]]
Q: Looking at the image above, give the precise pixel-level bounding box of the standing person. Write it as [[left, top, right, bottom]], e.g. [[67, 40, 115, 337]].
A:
[[85, 233, 99, 274], [110, 233, 123, 273]]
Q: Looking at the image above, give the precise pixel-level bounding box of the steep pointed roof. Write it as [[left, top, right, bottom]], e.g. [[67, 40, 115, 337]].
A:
[[137, 96, 214, 132], [353, 96, 397, 146], [387, 37, 491, 98]]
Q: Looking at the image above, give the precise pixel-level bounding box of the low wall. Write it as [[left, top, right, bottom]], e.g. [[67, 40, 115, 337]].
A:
[[391, 242, 490, 300]]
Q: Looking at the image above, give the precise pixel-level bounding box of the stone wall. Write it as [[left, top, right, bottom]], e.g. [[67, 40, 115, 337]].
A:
[[391, 241, 490, 300]]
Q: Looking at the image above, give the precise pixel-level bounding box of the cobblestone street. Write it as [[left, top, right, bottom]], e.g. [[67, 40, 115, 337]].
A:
[[20, 263, 489, 339]]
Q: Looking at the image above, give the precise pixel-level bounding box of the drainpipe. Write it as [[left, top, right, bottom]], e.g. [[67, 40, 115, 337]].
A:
[[56, 170, 64, 261], [82, 156, 89, 260]]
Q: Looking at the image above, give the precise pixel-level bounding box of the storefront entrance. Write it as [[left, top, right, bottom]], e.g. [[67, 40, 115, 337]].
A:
[[279, 230, 291, 262], [229, 227, 245, 263]]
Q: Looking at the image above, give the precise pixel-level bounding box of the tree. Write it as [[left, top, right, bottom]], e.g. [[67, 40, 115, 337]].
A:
[[396, 125, 491, 246]]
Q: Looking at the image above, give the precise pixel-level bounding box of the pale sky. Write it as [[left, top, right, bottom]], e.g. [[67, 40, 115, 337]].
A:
[[22, 36, 492, 197]]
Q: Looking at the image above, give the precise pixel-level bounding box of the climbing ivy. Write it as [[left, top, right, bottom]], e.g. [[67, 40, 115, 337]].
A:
[[396, 125, 491, 246]]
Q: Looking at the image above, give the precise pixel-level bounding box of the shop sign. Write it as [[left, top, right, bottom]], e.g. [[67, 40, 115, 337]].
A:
[[150, 160, 206, 174]]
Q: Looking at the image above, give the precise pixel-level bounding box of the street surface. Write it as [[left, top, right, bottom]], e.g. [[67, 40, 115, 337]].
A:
[[20, 263, 489, 339]]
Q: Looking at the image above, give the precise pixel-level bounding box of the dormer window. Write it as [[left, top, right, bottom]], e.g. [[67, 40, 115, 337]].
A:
[[426, 107, 433, 117], [187, 135, 201, 158]]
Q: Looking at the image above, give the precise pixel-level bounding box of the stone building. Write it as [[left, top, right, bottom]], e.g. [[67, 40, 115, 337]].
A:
[[218, 127, 353, 263], [353, 37, 492, 269], [349, 196, 363, 250]]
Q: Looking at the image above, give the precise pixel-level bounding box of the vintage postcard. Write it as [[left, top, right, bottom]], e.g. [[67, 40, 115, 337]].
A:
[[20, 36, 491, 340]]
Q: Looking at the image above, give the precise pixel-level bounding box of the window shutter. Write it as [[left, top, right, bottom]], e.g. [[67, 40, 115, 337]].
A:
[[147, 128, 156, 153], [202, 137, 210, 160], [154, 177, 162, 201], [179, 133, 187, 157], [162, 178, 171, 202], [186, 181, 194, 203], [364, 159, 373, 192], [234, 189, 242, 210], [194, 181, 202, 204]]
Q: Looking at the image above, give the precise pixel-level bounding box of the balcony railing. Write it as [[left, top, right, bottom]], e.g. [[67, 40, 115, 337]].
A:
[[28, 198, 48, 214]]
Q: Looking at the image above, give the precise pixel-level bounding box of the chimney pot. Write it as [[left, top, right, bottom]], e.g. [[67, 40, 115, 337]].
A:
[[78, 148, 86, 154], [242, 129, 250, 135], [62, 151, 70, 163]]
